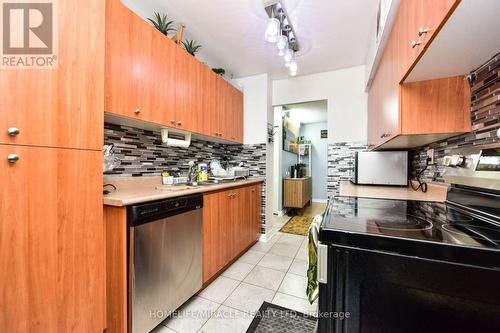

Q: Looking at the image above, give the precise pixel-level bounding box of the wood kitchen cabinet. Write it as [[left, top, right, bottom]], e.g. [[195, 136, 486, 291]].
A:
[[0, 145, 105, 332], [105, 0, 176, 124], [174, 46, 203, 133], [368, 0, 469, 149], [284, 177, 312, 210], [202, 184, 261, 283], [0, 0, 105, 150], [104, 0, 244, 143], [398, 0, 459, 81]]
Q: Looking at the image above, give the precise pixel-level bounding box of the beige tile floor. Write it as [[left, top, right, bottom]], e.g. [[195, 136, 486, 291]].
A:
[[157, 232, 317, 333]]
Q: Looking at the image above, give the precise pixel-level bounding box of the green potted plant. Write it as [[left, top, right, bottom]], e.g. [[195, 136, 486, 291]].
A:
[[182, 39, 202, 56], [147, 12, 176, 37], [212, 68, 226, 76]]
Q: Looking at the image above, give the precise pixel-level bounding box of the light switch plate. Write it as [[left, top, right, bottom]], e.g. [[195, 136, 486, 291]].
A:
[[427, 148, 435, 164]]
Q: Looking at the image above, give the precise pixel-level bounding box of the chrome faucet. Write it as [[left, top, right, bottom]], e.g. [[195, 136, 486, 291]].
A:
[[187, 161, 198, 184]]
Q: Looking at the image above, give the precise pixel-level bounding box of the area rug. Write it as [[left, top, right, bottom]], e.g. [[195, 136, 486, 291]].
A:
[[279, 216, 315, 236], [246, 302, 317, 333]]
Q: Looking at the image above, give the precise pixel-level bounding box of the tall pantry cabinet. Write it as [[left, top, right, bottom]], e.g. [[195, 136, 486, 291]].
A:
[[0, 1, 106, 332]]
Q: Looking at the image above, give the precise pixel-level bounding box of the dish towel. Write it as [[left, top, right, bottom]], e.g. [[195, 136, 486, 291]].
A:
[[306, 213, 323, 304]]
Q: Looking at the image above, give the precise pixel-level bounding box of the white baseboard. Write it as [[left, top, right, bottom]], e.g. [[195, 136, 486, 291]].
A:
[[272, 210, 285, 217], [312, 198, 328, 203]]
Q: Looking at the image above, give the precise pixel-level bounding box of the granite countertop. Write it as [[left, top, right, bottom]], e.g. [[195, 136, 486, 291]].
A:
[[103, 176, 264, 207], [339, 180, 448, 202]]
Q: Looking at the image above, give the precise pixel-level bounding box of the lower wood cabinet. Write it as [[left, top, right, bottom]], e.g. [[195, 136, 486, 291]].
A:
[[0, 145, 105, 332], [283, 177, 312, 209], [203, 184, 261, 283]]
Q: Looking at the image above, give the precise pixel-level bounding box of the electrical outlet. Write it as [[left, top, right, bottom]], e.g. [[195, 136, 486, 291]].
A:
[[427, 148, 435, 164]]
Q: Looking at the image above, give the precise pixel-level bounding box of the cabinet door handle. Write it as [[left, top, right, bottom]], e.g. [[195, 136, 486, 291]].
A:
[[380, 133, 392, 138], [417, 27, 430, 36], [171, 119, 176, 124], [219, 132, 223, 137], [7, 154, 19, 163], [134, 108, 141, 114], [410, 40, 422, 48], [177, 121, 182, 126], [8, 127, 20, 136]]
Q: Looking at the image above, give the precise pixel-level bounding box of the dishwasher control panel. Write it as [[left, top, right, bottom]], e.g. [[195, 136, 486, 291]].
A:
[[128, 194, 203, 226]]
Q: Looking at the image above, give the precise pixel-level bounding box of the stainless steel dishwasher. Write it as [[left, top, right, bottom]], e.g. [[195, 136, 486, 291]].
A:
[[128, 194, 203, 333]]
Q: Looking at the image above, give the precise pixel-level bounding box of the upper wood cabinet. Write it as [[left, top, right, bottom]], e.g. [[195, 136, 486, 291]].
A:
[[105, 0, 176, 124], [0, 0, 105, 150], [397, 0, 458, 81], [105, 0, 244, 144], [0, 145, 105, 332], [368, 0, 470, 149]]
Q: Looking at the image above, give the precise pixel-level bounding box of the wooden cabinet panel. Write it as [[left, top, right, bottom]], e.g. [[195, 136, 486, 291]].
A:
[[105, 0, 145, 120], [202, 184, 261, 283], [203, 192, 225, 283], [0, 0, 104, 150], [217, 79, 232, 141], [398, 0, 459, 81], [175, 48, 203, 133], [418, 0, 457, 48], [0, 145, 104, 332], [201, 68, 219, 138], [104, 206, 128, 333], [104, 0, 244, 144], [105, 0, 176, 124], [232, 88, 244, 143], [400, 76, 471, 135], [283, 178, 312, 209], [368, 0, 468, 149]]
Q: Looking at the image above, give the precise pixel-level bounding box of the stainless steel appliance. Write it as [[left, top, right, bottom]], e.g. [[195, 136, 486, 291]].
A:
[[352, 151, 408, 186], [318, 144, 500, 333], [128, 194, 203, 333]]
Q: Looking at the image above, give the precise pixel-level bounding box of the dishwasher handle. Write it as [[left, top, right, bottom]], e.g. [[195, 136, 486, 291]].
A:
[[128, 194, 203, 226]]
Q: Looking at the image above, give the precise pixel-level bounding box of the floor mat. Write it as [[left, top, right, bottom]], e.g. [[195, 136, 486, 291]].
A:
[[279, 216, 314, 236], [246, 302, 317, 333]]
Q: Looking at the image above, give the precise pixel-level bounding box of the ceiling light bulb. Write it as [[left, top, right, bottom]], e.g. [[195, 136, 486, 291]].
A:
[[276, 35, 288, 51], [283, 49, 293, 63], [264, 18, 280, 43], [289, 61, 297, 72]]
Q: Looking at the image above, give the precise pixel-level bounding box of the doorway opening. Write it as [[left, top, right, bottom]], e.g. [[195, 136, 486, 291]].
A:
[[269, 100, 328, 238]]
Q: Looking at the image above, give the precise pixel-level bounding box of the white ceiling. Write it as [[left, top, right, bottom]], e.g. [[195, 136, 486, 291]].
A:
[[284, 100, 327, 124], [123, 0, 378, 79]]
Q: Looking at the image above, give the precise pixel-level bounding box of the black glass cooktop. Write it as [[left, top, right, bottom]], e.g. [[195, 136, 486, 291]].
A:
[[319, 196, 500, 268]]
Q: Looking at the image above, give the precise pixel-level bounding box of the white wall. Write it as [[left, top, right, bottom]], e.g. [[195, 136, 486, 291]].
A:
[[236, 74, 270, 145], [300, 122, 328, 201], [273, 65, 368, 144], [236, 74, 274, 239]]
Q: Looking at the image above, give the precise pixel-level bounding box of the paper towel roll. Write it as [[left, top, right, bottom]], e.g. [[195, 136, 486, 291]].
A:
[[166, 138, 190, 148]]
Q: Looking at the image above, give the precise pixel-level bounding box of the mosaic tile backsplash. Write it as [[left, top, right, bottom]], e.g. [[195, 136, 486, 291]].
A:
[[327, 142, 368, 197], [410, 52, 500, 183], [104, 123, 267, 232]]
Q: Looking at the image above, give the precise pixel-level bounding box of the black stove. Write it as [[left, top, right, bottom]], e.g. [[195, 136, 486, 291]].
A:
[[318, 144, 500, 333]]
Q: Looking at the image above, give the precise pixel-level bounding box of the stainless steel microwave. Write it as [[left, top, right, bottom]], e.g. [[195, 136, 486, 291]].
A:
[[352, 151, 408, 186]]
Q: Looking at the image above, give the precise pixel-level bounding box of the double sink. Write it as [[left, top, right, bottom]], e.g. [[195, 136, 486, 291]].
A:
[[156, 179, 243, 192]]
